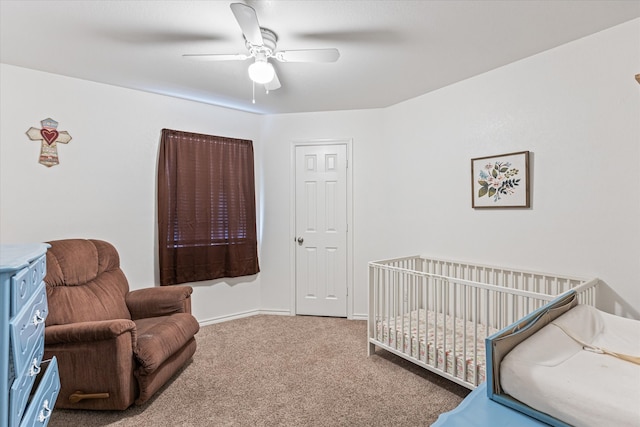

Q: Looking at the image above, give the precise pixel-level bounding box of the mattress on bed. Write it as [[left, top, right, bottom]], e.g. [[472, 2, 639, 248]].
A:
[[376, 309, 496, 384], [500, 304, 640, 427]]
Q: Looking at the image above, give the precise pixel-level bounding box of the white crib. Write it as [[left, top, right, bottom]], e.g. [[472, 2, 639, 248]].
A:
[[368, 255, 599, 390]]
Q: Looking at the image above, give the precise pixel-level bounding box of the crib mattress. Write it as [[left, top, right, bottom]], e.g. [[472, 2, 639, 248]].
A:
[[376, 309, 496, 384], [500, 304, 640, 427]]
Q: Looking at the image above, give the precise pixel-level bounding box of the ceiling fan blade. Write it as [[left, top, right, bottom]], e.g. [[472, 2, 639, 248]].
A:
[[274, 48, 340, 63], [182, 53, 249, 61], [264, 69, 281, 91], [230, 3, 263, 46]]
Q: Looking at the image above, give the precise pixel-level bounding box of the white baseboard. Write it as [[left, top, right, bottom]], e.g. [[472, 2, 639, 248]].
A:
[[259, 309, 292, 317], [350, 313, 368, 321], [199, 309, 292, 326], [198, 309, 367, 326]]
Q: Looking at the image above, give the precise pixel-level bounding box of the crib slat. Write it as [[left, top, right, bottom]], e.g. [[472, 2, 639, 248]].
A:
[[424, 275, 430, 365]]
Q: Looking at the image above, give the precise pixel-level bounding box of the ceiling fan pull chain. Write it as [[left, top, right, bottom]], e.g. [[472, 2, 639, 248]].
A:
[[252, 80, 256, 104]]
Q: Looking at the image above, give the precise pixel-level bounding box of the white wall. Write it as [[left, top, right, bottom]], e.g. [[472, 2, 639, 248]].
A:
[[256, 20, 639, 319], [375, 19, 639, 317], [0, 64, 264, 324], [259, 109, 385, 317], [2, 18, 639, 322]]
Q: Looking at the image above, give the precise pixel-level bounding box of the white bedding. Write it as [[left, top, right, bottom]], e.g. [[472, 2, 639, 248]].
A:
[[500, 304, 640, 427]]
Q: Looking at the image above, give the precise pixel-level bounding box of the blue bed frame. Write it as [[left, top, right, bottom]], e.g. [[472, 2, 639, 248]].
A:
[[431, 382, 548, 427], [432, 292, 579, 427]]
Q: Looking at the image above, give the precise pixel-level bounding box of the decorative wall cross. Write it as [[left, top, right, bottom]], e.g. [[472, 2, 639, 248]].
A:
[[26, 118, 72, 167]]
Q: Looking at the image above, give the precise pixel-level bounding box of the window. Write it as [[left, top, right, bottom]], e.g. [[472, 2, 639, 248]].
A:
[[157, 129, 259, 285]]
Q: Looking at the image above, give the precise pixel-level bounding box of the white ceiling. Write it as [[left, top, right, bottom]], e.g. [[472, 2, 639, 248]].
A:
[[1, 1, 639, 115]]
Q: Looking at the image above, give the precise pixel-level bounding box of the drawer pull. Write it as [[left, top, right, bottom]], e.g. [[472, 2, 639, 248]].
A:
[[33, 309, 46, 325], [29, 358, 42, 376], [69, 391, 110, 403], [37, 400, 52, 423]]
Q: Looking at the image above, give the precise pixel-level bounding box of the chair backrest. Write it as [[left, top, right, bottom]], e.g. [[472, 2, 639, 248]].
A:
[[44, 239, 132, 325]]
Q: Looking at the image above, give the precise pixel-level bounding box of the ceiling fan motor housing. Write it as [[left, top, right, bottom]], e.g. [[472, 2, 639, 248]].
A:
[[246, 28, 278, 57]]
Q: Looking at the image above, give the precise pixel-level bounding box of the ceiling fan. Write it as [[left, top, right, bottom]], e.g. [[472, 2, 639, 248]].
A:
[[183, 2, 340, 92]]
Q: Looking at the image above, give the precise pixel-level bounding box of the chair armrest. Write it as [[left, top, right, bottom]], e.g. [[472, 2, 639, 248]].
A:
[[44, 320, 138, 410], [45, 319, 137, 345], [126, 285, 193, 319]]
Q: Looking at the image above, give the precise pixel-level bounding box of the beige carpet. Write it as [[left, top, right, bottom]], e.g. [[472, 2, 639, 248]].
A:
[[49, 315, 469, 426]]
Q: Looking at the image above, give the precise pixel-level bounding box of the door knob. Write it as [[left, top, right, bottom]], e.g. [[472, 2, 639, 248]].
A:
[[297, 237, 304, 244]]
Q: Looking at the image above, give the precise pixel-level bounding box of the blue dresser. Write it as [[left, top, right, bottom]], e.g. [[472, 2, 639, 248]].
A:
[[1, 244, 60, 427]]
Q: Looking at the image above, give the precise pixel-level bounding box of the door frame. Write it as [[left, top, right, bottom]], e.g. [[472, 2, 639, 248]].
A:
[[290, 138, 354, 318]]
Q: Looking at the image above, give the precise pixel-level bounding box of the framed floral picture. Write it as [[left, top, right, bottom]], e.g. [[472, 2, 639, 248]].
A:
[[471, 151, 530, 208]]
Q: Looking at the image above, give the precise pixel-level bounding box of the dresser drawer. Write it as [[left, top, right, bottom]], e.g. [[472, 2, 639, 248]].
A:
[[9, 337, 45, 425], [9, 283, 48, 379], [19, 357, 60, 427], [10, 254, 46, 317]]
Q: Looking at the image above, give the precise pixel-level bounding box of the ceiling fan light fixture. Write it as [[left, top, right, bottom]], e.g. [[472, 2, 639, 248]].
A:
[[248, 59, 275, 84]]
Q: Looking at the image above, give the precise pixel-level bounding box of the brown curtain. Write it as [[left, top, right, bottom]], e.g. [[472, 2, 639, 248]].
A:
[[157, 129, 259, 285]]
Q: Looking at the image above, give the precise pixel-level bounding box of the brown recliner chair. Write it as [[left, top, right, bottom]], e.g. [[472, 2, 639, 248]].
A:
[[43, 239, 200, 410]]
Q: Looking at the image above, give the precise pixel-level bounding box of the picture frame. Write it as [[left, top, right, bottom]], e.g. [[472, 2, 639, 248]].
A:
[[471, 151, 530, 208]]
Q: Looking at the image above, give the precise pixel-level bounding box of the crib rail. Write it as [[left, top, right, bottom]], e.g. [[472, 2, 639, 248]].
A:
[[367, 255, 599, 389]]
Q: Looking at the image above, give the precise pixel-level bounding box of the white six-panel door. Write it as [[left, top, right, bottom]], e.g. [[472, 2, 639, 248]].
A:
[[294, 143, 347, 317]]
